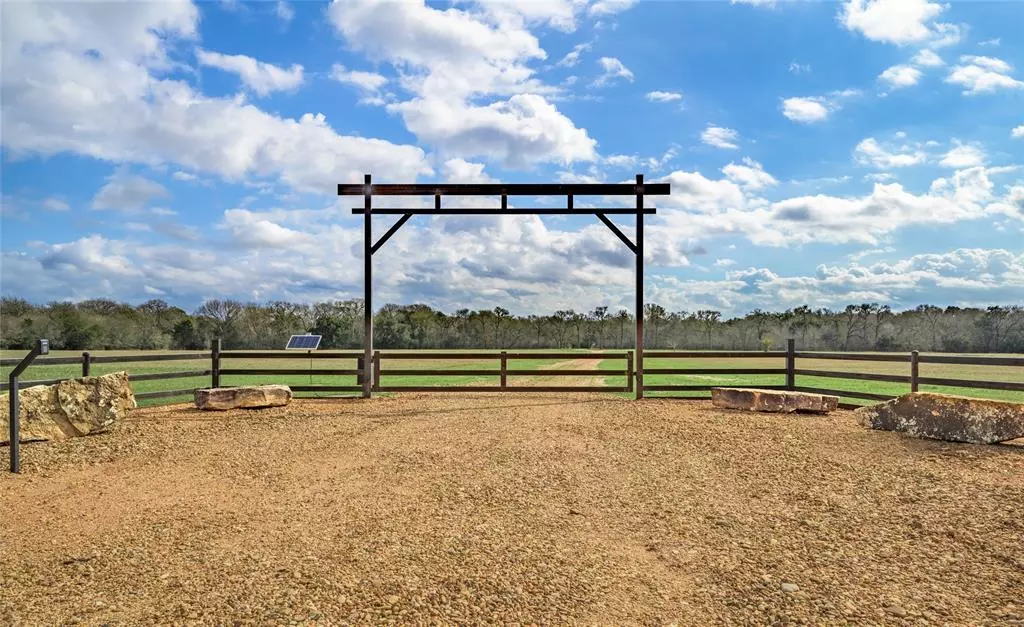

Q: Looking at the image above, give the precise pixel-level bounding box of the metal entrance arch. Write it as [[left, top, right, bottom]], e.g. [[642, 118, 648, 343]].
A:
[[337, 175, 670, 399]]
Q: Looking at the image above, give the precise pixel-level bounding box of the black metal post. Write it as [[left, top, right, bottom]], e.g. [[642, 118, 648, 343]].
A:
[[786, 338, 795, 390], [8, 339, 49, 473], [363, 174, 373, 399], [211, 338, 221, 388], [635, 174, 644, 400], [82, 351, 91, 377], [911, 350, 920, 393]]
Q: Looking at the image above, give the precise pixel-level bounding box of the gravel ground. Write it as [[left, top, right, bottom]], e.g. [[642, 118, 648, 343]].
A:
[[1, 394, 1022, 626]]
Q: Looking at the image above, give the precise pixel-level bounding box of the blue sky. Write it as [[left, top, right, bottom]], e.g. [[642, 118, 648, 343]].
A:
[[1, 0, 1022, 316]]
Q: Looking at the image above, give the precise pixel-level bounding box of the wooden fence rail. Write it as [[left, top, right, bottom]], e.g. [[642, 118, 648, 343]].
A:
[[3, 342, 1020, 404]]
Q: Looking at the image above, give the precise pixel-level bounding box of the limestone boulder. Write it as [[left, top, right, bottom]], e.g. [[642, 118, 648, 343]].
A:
[[855, 392, 1024, 444], [1, 371, 136, 442], [711, 387, 839, 414], [195, 385, 292, 411]]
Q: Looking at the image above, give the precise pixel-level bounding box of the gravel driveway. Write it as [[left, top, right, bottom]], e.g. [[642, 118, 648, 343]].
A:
[[2, 394, 1022, 625]]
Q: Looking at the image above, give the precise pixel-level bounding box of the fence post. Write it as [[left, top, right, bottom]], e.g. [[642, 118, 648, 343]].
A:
[[211, 338, 221, 389], [786, 338, 795, 390], [8, 339, 49, 473], [372, 351, 381, 391], [500, 351, 508, 389], [356, 356, 365, 390], [8, 376, 19, 473], [911, 350, 919, 393], [626, 350, 634, 393], [82, 351, 91, 378]]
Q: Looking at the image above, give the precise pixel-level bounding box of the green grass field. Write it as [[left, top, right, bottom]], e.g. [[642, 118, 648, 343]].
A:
[[2, 349, 1021, 407]]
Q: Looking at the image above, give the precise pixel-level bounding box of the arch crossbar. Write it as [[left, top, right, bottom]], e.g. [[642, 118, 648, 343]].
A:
[[338, 174, 670, 399]]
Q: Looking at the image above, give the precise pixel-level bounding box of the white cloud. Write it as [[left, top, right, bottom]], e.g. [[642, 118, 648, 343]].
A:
[[788, 62, 811, 74], [878, 64, 922, 89], [645, 247, 1024, 315], [781, 97, 830, 123], [780, 89, 859, 123], [593, 57, 634, 87], [392, 94, 597, 168], [939, 142, 986, 168], [911, 49, 943, 67], [328, 0, 597, 167], [714, 258, 736, 268], [839, 0, 953, 46], [196, 49, 304, 96], [274, 1, 294, 23], [172, 171, 199, 182], [556, 42, 590, 67], [722, 158, 777, 190], [91, 170, 170, 212], [945, 55, 1024, 95], [646, 90, 682, 103], [331, 65, 387, 90], [0, 1, 433, 193], [1012, 125, 1024, 139], [979, 38, 1000, 47], [701, 125, 739, 149], [38, 197, 70, 212], [960, 55, 1013, 74], [331, 64, 389, 104], [587, 0, 638, 17], [853, 137, 926, 168], [220, 208, 313, 248]]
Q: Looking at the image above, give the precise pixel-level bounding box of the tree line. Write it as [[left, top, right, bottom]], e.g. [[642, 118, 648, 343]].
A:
[[1, 297, 1022, 353]]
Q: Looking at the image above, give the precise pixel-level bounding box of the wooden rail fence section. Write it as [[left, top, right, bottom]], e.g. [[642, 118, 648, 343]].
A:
[[2, 340, 1021, 408]]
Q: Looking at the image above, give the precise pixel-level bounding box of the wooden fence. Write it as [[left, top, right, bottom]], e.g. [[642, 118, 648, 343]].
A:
[[0, 352, 210, 402], [3, 340, 1021, 408]]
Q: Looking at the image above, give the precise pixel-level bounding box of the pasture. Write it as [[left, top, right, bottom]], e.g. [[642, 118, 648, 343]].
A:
[[3, 349, 1022, 406]]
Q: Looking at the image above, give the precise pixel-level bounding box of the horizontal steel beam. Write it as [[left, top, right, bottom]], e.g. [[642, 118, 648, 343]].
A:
[[338, 183, 671, 196], [351, 208, 657, 215]]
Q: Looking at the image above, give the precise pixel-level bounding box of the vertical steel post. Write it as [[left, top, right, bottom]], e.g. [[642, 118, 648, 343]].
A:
[[911, 350, 920, 393], [786, 338, 795, 390], [82, 352, 91, 377], [635, 174, 644, 400], [211, 338, 221, 389], [500, 351, 508, 389], [8, 339, 47, 473], [373, 350, 381, 391], [363, 174, 373, 399], [9, 377, 19, 473]]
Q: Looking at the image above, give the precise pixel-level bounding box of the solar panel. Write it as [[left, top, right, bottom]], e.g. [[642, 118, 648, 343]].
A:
[[285, 334, 322, 350]]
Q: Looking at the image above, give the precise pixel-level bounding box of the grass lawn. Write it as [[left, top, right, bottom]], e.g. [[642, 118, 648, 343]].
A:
[[620, 356, 1024, 405], [2, 349, 1020, 407]]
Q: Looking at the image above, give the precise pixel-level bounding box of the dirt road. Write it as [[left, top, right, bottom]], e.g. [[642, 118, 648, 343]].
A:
[[2, 394, 1022, 625]]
